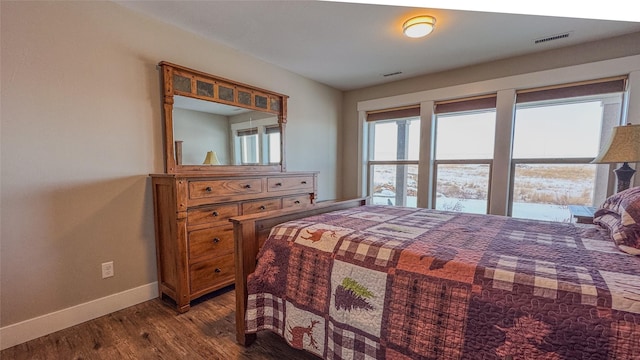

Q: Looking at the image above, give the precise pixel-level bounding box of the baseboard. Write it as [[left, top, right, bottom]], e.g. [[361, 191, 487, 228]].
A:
[[0, 282, 159, 350]]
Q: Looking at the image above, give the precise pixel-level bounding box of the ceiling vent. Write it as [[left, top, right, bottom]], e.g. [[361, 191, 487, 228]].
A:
[[534, 32, 571, 44], [383, 71, 403, 77]]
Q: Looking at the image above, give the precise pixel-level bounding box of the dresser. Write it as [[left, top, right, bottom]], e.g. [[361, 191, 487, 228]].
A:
[[151, 62, 316, 312], [151, 172, 317, 312]]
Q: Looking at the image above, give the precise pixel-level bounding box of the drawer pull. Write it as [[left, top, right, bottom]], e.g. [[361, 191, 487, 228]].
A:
[[259, 205, 266, 210], [301, 181, 307, 184], [244, 184, 252, 189], [212, 237, 220, 243], [214, 268, 221, 273], [294, 200, 301, 204], [275, 182, 282, 187], [205, 186, 212, 192], [211, 211, 219, 217]]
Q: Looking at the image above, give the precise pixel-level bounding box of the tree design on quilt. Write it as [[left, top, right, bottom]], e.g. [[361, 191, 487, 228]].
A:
[[495, 315, 560, 360], [254, 249, 278, 285], [334, 277, 375, 311]]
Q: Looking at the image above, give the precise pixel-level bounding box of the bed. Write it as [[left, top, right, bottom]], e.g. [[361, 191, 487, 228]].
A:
[[231, 190, 640, 359]]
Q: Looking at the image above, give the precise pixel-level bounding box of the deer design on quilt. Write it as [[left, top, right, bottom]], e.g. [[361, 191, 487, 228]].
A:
[[300, 228, 337, 243], [287, 319, 320, 350]]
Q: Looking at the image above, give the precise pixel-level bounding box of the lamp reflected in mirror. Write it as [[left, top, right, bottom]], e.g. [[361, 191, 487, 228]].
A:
[[172, 95, 281, 166], [203, 151, 221, 165]]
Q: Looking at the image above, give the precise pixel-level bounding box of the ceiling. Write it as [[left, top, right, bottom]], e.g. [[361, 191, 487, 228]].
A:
[[116, 1, 640, 91]]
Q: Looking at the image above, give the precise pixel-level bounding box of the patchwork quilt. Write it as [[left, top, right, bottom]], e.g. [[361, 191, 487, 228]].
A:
[[245, 205, 640, 359]]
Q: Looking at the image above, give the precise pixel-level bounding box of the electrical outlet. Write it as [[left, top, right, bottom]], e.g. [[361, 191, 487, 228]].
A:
[[101, 261, 114, 279]]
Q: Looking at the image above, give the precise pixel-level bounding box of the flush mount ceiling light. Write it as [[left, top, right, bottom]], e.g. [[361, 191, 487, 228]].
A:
[[403, 15, 436, 38]]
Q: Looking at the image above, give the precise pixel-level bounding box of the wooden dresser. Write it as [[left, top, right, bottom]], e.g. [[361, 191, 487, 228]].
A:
[[151, 62, 316, 312], [151, 172, 317, 312]]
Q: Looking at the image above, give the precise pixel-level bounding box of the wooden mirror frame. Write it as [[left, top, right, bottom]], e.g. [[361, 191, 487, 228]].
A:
[[159, 61, 288, 174]]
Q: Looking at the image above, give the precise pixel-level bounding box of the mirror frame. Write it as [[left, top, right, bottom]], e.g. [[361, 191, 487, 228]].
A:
[[159, 61, 288, 173]]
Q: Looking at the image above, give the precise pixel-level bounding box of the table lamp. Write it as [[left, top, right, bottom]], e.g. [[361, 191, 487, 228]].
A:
[[592, 123, 640, 192], [203, 151, 221, 165]]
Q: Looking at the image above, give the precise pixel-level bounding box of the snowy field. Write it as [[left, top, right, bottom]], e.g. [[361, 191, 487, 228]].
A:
[[371, 164, 595, 222], [372, 196, 572, 222]]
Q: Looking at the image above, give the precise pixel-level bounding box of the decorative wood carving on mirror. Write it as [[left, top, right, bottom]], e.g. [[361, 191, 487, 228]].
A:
[[159, 61, 288, 173]]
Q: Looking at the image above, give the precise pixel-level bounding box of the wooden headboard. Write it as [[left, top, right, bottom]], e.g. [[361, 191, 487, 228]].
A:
[[230, 198, 368, 345]]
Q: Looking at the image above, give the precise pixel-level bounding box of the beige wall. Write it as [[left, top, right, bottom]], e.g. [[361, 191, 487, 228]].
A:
[[3, 0, 639, 340], [341, 31, 640, 198], [0, 1, 342, 327]]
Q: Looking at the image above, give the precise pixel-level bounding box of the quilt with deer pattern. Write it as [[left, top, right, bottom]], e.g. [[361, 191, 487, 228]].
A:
[[245, 205, 640, 359]]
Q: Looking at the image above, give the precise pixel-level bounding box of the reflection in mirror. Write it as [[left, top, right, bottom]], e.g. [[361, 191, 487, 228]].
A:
[[172, 95, 281, 166]]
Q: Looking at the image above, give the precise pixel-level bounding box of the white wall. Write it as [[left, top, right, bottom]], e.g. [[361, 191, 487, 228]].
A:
[[0, 1, 342, 348]]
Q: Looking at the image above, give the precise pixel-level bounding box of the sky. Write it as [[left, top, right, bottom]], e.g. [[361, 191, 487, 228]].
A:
[[373, 99, 610, 160], [512, 101, 602, 159]]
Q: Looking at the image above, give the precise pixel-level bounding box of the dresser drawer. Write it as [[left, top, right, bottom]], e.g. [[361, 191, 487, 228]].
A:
[[242, 198, 282, 214], [267, 176, 314, 192], [189, 253, 235, 296], [188, 225, 234, 261], [282, 194, 312, 208], [189, 178, 263, 199], [187, 203, 238, 226]]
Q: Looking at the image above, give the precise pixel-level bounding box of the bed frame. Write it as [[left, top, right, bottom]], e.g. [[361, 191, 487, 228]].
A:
[[230, 198, 368, 345]]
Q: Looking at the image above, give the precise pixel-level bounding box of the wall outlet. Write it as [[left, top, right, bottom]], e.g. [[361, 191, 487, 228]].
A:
[[101, 261, 114, 279]]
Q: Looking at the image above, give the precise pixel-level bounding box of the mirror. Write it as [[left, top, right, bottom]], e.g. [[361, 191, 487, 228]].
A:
[[159, 61, 288, 174], [173, 95, 281, 166]]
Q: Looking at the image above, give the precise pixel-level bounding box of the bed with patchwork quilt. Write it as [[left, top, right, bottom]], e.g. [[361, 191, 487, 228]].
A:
[[233, 194, 640, 359]]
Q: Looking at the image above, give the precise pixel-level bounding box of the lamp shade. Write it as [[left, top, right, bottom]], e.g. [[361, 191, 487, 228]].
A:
[[592, 123, 640, 163], [203, 151, 221, 165], [402, 16, 436, 38]]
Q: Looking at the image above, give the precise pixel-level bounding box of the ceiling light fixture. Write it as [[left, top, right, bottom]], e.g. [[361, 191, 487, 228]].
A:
[[403, 15, 436, 38]]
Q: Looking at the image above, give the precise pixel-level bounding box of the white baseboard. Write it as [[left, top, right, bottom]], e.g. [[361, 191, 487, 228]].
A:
[[0, 282, 159, 350]]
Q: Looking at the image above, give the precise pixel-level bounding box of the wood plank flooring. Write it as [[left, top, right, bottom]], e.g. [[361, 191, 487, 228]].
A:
[[1, 286, 318, 360]]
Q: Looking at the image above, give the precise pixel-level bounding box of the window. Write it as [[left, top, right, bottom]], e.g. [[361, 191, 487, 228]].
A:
[[238, 128, 259, 164], [507, 77, 626, 221], [510, 95, 623, 221], [231, 118, 281, 165], [367, 106, 420, 207], [264, 125, 281, 164], [433, 96, 496, 214], [361, 74, 629, 223]]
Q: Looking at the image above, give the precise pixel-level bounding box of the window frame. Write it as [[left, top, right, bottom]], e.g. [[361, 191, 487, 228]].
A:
[[430, 98, 498, 214], [366, 116, 420, 207], [231, 118, 281, 165], [356, 56, 639, 217], [238, 130, 259, 165], [506, 93, 625, 217]]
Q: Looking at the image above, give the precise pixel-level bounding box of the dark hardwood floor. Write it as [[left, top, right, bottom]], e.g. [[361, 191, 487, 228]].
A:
[[1, 286, 318, 360]]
